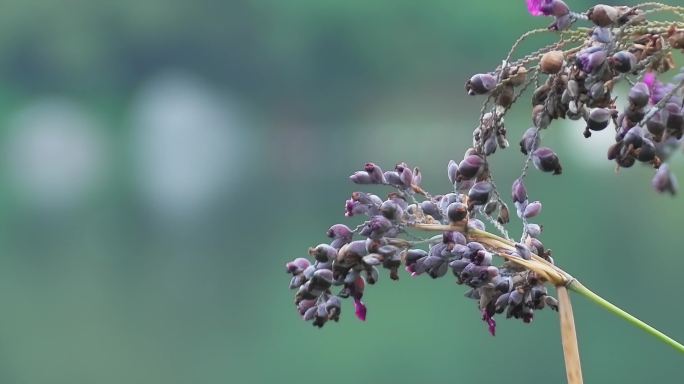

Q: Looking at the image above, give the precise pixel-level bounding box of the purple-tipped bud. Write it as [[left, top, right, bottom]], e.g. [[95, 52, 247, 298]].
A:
[[457, 155, 485, 180], [483, 135, 498, 155], [647, 111, 666, 140], [364, 162, 386, 184], [468, 182, 493, 207], [482, 308, 497, 337], [350, 171, 373, 184], [353, 298, 367, 321], [526, 0, 545, 16], [467, 219, 485, 231], [512, 178, 528, 204], [628, 82, 650, 108], [383, 171, 403, 186], [380, 200, 402, 221], [466, 73, 497, 95], [652, 164, 677, 195], [443, 231, 467, 246], [578, 48, 606, 73], [623, 126, 644, 148], [532, 147, 562, 174], [519, 127, 540, 155], [523, 201, 542, 219], [286, 258, 311, 274], [610, 51, 636, 73]]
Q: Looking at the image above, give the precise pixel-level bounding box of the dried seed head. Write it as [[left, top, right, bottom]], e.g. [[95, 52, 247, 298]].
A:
[[540, 51, 564, 74]]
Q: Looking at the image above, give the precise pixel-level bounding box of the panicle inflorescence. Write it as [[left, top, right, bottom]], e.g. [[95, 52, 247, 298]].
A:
[[286, 1, 684, 335]]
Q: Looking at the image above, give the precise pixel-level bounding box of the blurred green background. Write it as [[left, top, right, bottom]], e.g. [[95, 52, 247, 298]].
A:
[[0, 0, 681, 383]]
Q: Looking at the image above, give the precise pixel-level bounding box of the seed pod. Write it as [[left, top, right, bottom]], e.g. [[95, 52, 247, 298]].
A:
[[667, 28, 684, 49], [617, 154, 636, 168], [519, 127, 540, 155], [607, 142, 622, 160], [586, 108, 613, 132], [447, 202, 468, 223], [666, 103, 684, 139], [363, 163, 386, 183], [610, 51, 636, 73], [588, 4, 619, 27], [623, 126, 644, 149], [636, 138, 656, 162], [309, 244, 338, 262], [523, 201, 542, 219], [592, 27, 612, 43], [496, 84, 515, 109], [539, 51, 564, 74], [497, 203, 510, 224], [447, 160, 459, 185], [420, 200, 442, 220], [457, 155, 485, 180], [506, 66, 528, 86], [468, 182, 493, 207], [540, 0, 570, 17], [466, 73, 497, 95], [380, 200, 403, 221], [532, 147, 563, 175], [652, 164, 677, 195], [483, 135, 498, 155], [628, 82, 650, 108], [647, 111, 666, 141], [350, 171, 373, 184], [526, 223, 542, 238], [578, 47, 606, 73], [511, 178, 528, 204]]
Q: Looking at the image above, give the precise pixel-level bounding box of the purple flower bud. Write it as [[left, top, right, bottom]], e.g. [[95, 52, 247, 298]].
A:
[[483, 135, 498, 155], [628, 82, 650, 108], [592, 27, 612, 43], [286, 258, 311, 274], [420, 200, 442, 220], [532, 147, 562, 174], [540, 0, 569, 17], [523, 201, 542, 218], [636, 138, 656, 162], [443, 231, 467, 246], [652, 164, 678, 195], [447, 160, 459, 185], [383, 171, 403, 186], [468, 181, 493, 207], [623, 126, 644, 149], [526, 0, 545, 16], [526, 223, 542, 238], [610, 51, 636, 73], [495, 292, 511, 312], [586, 108, 614, 133], [457, 155, 485, 180], [309, 244, 338, 262], [350, 171, 373, 184], [447, 202, 468, 223], [647, 111, 666, 140], [364, 162, 386, 184], [468, 218, 486, 231], [466, 73, 497, 95], [380, 200, 403, 221], [519, 127, 540, 155], [578, 47, 606, 73], [413, 167, 422, 186], [515, 243, 532, 260], [511, 178, 528, 204]]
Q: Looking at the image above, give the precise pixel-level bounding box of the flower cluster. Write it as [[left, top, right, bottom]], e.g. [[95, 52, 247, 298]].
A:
[[286, 2, 684, 336]]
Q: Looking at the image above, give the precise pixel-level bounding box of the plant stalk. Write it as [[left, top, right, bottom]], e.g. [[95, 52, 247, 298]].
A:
[[568, 280, 684, 354], [557, 286, 583, 384]]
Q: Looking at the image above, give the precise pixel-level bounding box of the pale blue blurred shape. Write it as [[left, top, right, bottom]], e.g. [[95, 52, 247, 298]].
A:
[[3, 98, 107, 209], [130, 71, 243, 220]]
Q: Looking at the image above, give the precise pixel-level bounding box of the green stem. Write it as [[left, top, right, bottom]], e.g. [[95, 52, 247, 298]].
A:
[[568, 280, 684, 354]]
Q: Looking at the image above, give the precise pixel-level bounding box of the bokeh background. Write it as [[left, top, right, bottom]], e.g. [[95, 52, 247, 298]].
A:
[[0, 0, 681, 383]]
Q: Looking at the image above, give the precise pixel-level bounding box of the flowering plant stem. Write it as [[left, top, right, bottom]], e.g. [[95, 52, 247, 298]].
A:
[[568, 279, 684, 354], [411, 224, 684, 355]]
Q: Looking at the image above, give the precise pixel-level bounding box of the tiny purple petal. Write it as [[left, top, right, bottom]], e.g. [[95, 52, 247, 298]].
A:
[[482, 308, 496, 336], [354, 298, 367, 321], [527, 0, 544, 16]]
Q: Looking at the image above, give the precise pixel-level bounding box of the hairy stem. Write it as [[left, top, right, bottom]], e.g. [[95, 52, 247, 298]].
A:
[[568, 280, 684, 354]]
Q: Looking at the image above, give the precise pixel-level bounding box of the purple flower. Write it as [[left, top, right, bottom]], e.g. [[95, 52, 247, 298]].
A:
[[354, 298, 367, 321], [526, 0, 545, 16], [482, 308, 497, 336]]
